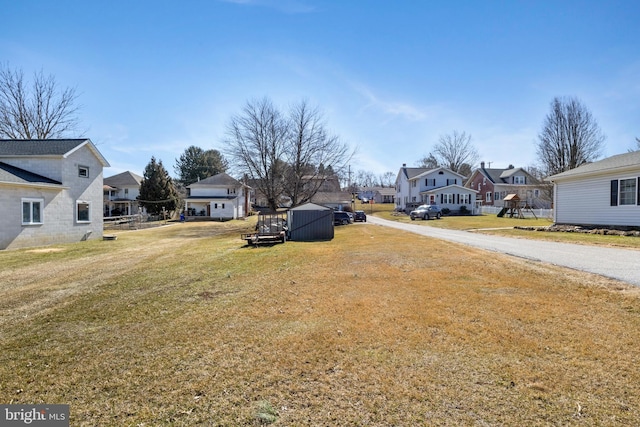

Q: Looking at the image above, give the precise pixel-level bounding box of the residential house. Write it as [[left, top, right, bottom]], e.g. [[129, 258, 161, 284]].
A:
[[546, 151, 640, 227], [103, 171, 143, 216], [0, 139, 109, 250], [395, 164, 477, 213], [465, 162, 551, 208], [358, 186, 396, 204], [184, 173, 250, 220]]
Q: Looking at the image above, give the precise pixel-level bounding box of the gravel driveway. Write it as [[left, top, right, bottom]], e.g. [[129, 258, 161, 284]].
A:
[[367, 216, 640, 286]]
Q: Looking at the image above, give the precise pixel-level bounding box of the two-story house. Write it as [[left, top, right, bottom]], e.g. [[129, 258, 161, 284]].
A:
[[184, 172, 250, 220], [395, 164, 478, 213], [0, 139, 109, 250], [103, 171, 144, 216], [465, 162, 551, 208]]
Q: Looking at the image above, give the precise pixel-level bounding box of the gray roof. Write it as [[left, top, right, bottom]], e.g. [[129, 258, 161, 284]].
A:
[[188, 172, 242, 187], [547, 151, 640, 181], [0, 162, 62, 186], [104, 171, 142, 187], [402, 167, 430, 180], [478, 166, 538, 184], [0, 139, 110, 166]]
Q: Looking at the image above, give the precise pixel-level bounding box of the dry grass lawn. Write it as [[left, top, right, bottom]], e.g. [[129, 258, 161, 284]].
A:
[[1, 220, 640, 425]]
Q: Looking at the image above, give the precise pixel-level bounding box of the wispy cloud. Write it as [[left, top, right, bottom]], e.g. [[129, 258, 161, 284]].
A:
[[219, 0, 315, 14], [350, 82, 435, 123]]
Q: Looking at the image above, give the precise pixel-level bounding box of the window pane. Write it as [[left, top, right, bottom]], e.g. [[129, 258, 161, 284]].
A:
[[77, 202, 90, 221], [620, 179, 636, 205], [32, 202, 41, 223], [23, 202, 31, 223]]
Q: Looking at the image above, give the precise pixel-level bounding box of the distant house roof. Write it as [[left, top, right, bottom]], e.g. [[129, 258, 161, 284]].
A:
[[0, 139, 110, 167], [412, 167, 466, 181], [309, 191, 352, 204], [546, 151, 640, 181], [476, 165, 539, 184], [0, 161, 62, 186], [188, 172, 243, 188], [104, 171, 142, 187]]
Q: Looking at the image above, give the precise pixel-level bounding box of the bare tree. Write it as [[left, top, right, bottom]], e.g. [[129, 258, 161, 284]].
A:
[[355, 170, 377, 188], [225, 98, 352, 210], [225, 98, 288, 211], [283, 100, 352, 206], [536, 96, 605, 176], [0, 65, 81, 139], [378, 171, 395, 187], [430, 130, 479, 174], [628, 137, 640, 152], [416, 153, 439, 169]]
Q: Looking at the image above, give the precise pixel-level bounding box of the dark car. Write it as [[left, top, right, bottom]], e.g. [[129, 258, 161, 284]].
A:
[[353, 210, 367, 222], [409, 204, 442, 220], [333, 211, 352, 225]]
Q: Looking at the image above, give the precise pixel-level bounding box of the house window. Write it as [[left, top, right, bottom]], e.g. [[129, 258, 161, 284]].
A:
[[77, 201, 91, 222], [214, 203, 218, 209], [124, 188, 129, 197], [22, 198, 44, 225], [425, 178, 435, 186], [78, 166, 89, 178], [534, 189, 540, 198], [619, 178, 637, 205], [412, 181, 416, 188], [486, 192, 492, 202], [494, 192, 500, 201], [442, 194, 453, 204], [513, 176, 525, 184], [227, 188, 236, 195], [463, 194, 471, 204], [446, 178, 457, 185]]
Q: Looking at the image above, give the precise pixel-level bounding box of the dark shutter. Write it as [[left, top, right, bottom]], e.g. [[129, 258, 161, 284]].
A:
[[610, 180, 618, 206], [637, 178, 640, 205]]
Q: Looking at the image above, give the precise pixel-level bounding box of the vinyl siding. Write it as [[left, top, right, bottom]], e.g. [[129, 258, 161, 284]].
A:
[[555, 173, 640, 227]]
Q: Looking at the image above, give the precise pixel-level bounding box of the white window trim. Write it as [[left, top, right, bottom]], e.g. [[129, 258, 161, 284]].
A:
[[22, 198, 44, 225], [78, 166, 90, 178], [76, 200, 92, 223], [618, 177, 637, 206]]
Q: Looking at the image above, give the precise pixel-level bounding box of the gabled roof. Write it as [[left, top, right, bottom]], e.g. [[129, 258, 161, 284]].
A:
[[0, 161, 62, 186], [472, 165, 538, 184], [412, 167, 466, 180], [398, 166, 430, 180], [547, 151, 640, 181], [188, 172, 243, 188], [0, 139, 110, 167], [104, 171, 142, 187]]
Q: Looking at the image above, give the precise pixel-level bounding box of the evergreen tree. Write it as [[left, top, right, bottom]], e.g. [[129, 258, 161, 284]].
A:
[[174, 146, 228, 185], [138, 157, 180, 215]]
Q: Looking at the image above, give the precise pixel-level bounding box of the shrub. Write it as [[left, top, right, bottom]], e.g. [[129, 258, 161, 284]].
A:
[[442, 208, 450, 215], [459, 205, 469, 214]]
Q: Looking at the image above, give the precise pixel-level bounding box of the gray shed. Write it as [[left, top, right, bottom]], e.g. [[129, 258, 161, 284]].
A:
[[287, 203, 334, 241]]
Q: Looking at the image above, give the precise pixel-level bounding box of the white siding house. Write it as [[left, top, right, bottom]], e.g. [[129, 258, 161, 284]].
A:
[[185, 173, 249, 220], [103, 171, 144, 216], [0, 139, 110, 250], [546, 151, 640, 227], [395, 164, 477, 213]]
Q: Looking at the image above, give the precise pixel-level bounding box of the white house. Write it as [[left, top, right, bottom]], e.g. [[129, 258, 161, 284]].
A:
[[103, 171, 144, 216], [395, 164, 477, 213], [546, 151, 640, 227], [184, 173, 250, 220], [0, 139, 110, 250]]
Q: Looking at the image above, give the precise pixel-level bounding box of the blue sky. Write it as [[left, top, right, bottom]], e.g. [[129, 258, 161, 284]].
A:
[[2, 0, 639, 179]]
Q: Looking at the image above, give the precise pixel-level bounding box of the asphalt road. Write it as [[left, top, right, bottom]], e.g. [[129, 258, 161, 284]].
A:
[[366, 216, 640, 287]]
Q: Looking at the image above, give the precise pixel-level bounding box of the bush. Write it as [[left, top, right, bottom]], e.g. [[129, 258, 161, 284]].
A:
[[459, 205, 469, 214], [441, 208, 450, 215]]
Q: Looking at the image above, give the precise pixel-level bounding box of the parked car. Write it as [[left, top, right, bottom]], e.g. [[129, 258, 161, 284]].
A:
[[354, 210, 367, 222], [333, 211, 352, 225], [409, 204, 442, 220]]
